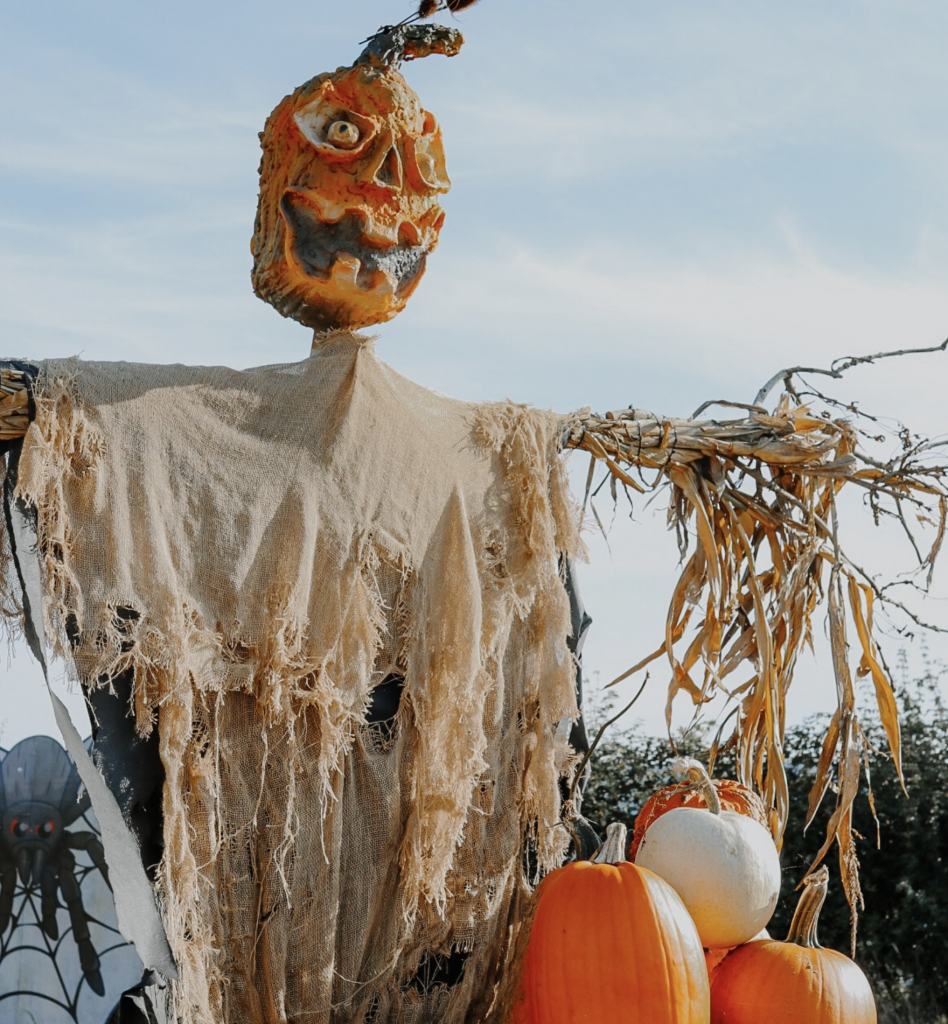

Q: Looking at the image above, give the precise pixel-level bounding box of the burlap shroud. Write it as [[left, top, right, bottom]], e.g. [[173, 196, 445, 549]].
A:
[[7, 331, 582, 1023]]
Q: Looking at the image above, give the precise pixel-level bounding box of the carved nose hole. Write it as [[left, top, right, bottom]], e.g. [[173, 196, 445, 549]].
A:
[[373, 145, 403, 190]]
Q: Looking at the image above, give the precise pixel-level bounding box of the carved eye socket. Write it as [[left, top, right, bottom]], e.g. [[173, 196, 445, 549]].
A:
[[326, 121, 361, 150], [37, 821, 55, 839], [11, 820, 29, 839], [293, 99, 374, 158]]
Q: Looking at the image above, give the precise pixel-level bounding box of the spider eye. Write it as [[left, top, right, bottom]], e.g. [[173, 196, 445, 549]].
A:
[[11, 820, 29, 839], [37, 821, 55, 838]]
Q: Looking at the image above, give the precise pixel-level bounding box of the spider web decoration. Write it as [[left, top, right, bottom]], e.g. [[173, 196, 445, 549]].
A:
[[0, 737, 142, 1024]]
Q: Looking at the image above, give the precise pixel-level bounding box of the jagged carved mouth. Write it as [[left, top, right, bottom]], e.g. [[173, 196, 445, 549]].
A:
[[280, 191, 429, 297]]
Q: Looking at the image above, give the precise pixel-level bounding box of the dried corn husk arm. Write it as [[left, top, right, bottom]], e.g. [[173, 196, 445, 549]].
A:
[[0, 367, 31, 441], [563, 347, 948, 946]]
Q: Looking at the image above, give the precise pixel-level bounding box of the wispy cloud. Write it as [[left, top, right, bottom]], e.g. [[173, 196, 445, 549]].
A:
[[440, 1, 948, 192], [405, 229, 948, 419], [0, 44, 259, 188]]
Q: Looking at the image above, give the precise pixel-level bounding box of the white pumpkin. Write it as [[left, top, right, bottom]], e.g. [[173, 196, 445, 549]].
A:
[[634, 760, 781, 949]]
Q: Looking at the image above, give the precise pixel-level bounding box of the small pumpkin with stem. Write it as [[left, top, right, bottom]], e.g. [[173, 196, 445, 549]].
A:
[[709, 866, 877, 1023], [511, 822, 710, 1024], [634, 758, 781, 949], [630, 772, 770, 859]]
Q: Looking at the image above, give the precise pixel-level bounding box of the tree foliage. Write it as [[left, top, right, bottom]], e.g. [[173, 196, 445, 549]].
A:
[[578, 667, 948, 1023]]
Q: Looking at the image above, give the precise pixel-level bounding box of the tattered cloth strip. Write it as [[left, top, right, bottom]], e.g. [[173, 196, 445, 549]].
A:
[[565, 387, 947, 947], [0, 331, 583, 1024]]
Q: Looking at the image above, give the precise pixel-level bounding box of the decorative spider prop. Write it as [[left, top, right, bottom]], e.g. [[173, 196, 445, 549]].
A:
[[0, 735, 111, 996]]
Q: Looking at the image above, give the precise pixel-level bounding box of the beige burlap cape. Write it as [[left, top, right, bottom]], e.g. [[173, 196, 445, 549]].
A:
[[11, 331, 582, 1023]]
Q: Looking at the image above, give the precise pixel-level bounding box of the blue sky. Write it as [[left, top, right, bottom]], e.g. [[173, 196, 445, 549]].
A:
[[1, 0, 946, 742]]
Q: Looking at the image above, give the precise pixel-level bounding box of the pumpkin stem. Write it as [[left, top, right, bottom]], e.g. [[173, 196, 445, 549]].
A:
[[670, 757, 722, 816], [592, 822, 628, 865], [786, 866, 830, 948]]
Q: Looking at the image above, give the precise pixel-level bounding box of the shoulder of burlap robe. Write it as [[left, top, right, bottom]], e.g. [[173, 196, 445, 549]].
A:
[[11, 330, 584, 1024]]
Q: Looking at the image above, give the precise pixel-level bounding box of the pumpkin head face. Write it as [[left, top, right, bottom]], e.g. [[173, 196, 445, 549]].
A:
[[252, 26, 460, 331]]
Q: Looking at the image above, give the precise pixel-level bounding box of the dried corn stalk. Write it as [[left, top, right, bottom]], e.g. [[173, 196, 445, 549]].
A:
[[563, 341, 948, 943]]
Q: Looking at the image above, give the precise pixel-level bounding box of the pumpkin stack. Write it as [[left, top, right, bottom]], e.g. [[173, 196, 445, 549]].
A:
[[511, 762, 878, 1023]]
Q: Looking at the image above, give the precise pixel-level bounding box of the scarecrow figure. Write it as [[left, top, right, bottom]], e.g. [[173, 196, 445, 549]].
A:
[[0, 25, 593, 1024], [0, 17, 941, 1024]]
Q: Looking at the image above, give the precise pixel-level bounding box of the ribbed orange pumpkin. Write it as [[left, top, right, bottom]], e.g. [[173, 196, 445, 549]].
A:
[[630, 771, 769, 858], [511, 823, 710, 1024], [709, 866, 877, 1023]]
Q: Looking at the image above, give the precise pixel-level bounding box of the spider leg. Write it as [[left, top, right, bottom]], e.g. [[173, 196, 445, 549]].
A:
[[65, 829, 111, 890], [40, 864, 60, 940], [58, 847, 105, 996], [0, 857, 15, 935]]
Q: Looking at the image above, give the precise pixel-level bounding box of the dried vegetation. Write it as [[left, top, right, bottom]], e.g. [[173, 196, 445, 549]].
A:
[[564, 340, 948, 941]]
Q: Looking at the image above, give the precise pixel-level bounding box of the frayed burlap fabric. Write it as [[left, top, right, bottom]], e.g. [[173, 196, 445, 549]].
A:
[[12, 331, 582, 1023]]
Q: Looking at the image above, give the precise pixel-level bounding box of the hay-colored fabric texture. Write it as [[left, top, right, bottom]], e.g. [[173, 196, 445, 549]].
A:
[[15, 331, 582, 1023]]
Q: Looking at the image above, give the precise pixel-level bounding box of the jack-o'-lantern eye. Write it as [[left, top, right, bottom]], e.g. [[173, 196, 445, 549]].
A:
[[326, 121, 360, 150], [11, 820, 29, 839], [37, 821, 55, 839], [292, 100, 375, 159]]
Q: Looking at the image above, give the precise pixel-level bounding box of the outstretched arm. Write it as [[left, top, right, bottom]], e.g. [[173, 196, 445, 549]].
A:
[[0, 364, 35, 443]]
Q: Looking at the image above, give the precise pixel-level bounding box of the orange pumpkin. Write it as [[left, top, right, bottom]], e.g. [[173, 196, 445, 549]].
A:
[[630, 770, 769, 858], [709, 866, 877, 1023], [512, 822, 710, 1024], [704, 928, 769, 975], [704, 946, 729, 975]]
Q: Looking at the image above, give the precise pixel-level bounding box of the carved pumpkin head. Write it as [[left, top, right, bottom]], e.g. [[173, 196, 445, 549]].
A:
[[252, 25, 463, 331]]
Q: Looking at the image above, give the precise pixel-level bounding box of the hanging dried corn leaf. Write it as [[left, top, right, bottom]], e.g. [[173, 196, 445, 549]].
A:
[[563, 343, 948, 929]]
